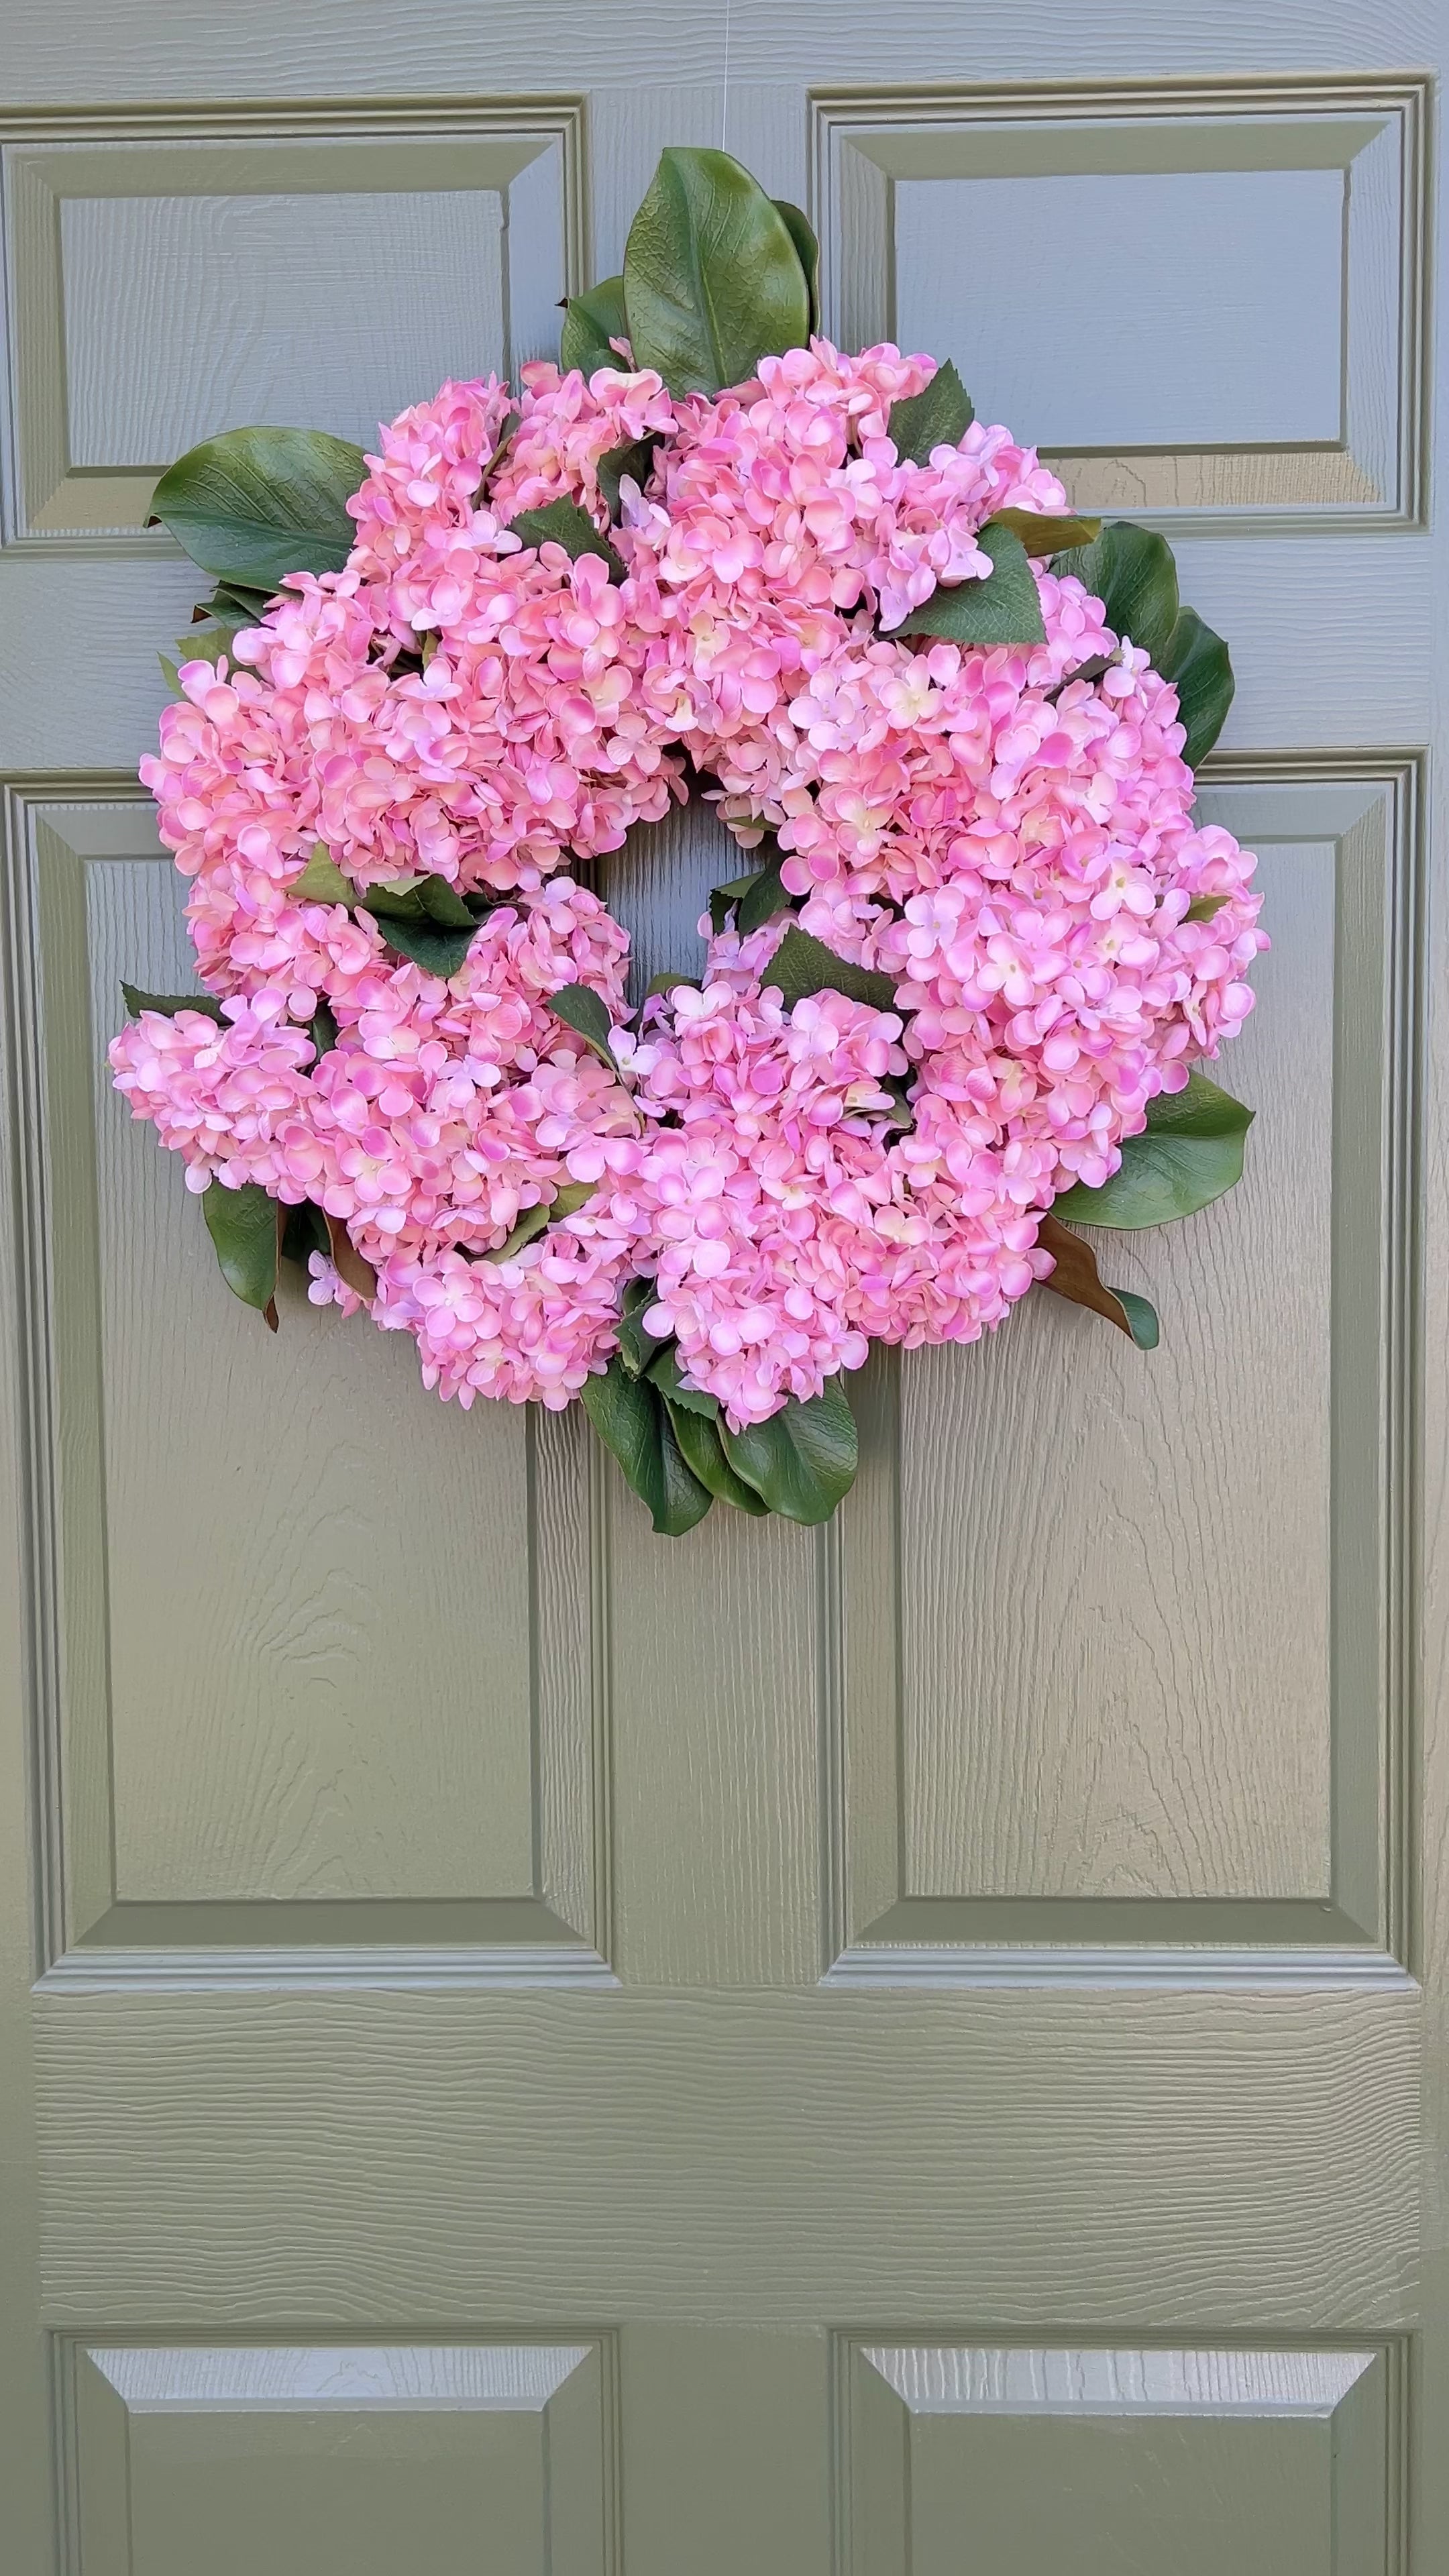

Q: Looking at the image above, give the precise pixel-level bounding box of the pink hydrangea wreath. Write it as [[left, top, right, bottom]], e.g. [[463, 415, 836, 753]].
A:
[[111, 150, 1265, 1532]]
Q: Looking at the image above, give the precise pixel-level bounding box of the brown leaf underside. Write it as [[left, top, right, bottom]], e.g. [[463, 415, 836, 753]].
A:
[[324, 1212, 379, 1303], [1036, 1213, 1134, 1336]]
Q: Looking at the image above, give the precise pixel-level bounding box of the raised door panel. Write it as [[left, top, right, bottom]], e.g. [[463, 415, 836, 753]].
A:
[[831, 761, 1418, 1980], [63, 2340, 616, 2576], [7, 792, 606, 1978], [814, 78, 1428, 528], [1, 109, 581, 540], [839, 2341, 1399, 2575]]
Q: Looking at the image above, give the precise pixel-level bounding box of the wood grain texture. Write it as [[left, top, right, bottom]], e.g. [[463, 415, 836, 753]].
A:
[[61, 187, 508, 466], [0, 14, 1444, 2566], [843, 2339, 1391, 2576], [87, 853, 538, 1906], [34, 1984, 1418, 2327], [896, 837, 1334, 1904], [896, 167, 1346, 447], [0, 1, 1440, 101], [67, 2336, 612, 2576]]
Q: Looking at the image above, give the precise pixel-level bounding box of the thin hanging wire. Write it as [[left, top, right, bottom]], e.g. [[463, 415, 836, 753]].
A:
[[720, 0, 733, 155]]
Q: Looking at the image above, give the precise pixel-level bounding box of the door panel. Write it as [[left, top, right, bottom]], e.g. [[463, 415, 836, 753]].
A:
[[1, 10, 1444, 2575]]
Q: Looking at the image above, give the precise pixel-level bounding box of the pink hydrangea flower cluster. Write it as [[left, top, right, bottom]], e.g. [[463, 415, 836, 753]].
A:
[[114, 341, 1265, 1430]]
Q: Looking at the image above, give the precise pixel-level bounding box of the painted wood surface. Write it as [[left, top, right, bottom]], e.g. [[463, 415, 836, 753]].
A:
[[0, 7, 1446, 2570]]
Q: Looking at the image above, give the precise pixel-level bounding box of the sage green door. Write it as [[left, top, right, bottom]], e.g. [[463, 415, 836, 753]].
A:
[[1, 7, 1445, 2572]]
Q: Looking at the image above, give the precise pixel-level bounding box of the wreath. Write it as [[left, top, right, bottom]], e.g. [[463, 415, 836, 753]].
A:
[[112, 147, 1265, 1534]]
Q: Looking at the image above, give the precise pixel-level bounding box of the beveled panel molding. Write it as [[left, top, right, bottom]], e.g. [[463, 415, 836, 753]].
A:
[[2, 784, 615, 1986], [810, 78, 1429, 531], [823, 754, 1423, 1988], [55, 2334, 620, 2576], [833, 2334, 1404, 2576], [0, 101, 584, 548]]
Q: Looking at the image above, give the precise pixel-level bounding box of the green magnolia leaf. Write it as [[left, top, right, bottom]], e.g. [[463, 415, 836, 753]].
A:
[[894, 520, 1046, 648], [1051, 1070, 1254, 1230], [120, 981, 225, 1023], [771, 199, 820, 331], [290, 843, 355, 905], [149, 427, 365, 590], [596, 433, 661, 523], [280, 1199, 331, 1268], [1114, 1289, 1161, 1350], [547, 982, 619, 1068], [580, 1356, 714, 1535], [720, 1375, 859, 1525], [559, 274, 629, 377], [987, 507, 1101, 556], [663, 1393, 770, 1514], [486, 1178, 598, 1265], [1184, 891, 1230, 924], [645, 1342, 719, 1418], [1158, 605, 1234, 769], [309, 999, 339, 1062], [886, 359, 975, 465], [416, 875, 476, 927], [201, 1178, 280, 1325], [616, 1275, 665, 1377], [1036, 1213, 1159, 1348], [737, 845, 792, 934], [763, 926, 900, 1015], [370, 915, 480, 979], [505, 496, 625, 582], [205, 580, 276, 627], [623, 146, 810, 398], [1057, 521, 1179, 666], [644, 971, 701, 1001], [158, 651, 182, 696], [709, 868, 764, 935]]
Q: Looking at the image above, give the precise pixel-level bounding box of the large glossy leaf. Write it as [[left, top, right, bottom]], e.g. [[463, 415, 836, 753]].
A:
[[615, 1275, 666, 1378], [149, 427, 366, 590], [559, 275, 629, 377], [201, 1179, 280, 1328], [1051, 1071, 1254, 1230], [771, 199, 820, 331], [663, 1396, 770, 1513], [894, 520, 1046, 647], [547, 982, 620, 1068], [203, 580, 276, 629], [504, 496, 625, 582], [623, 146, 810, 397], [1157, 605, 1234, 768], [596, 432, 662, 522], [1036, 1214, 1159, 1348], [580, 1356, 714, 1535], [761, 926, 900, 1014], [710, 842, 791, 937], [370, 915, 480, 979], [280, 1199, 331, 1269], [1057, 521, 1180, 666], [886, 360, 975, 464], [720, 1375, 859, 1524], [121, 981, 225, 1024]]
